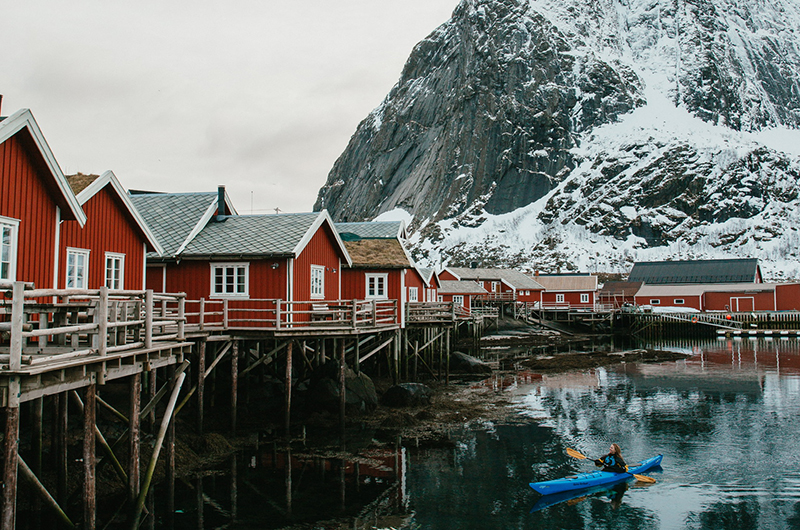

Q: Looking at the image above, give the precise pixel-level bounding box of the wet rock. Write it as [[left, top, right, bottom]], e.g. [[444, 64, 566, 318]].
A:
[[450, 351, 493, 374], [305, 363, 378, 414], [381, 383, 434, 407]]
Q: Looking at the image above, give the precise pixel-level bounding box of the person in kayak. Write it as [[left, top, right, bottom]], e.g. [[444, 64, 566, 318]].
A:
[[594, 443, 628, 473]]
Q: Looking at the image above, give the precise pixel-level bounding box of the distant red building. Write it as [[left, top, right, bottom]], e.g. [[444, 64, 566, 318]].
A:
[[0, 108, 86, 289], [437, 280, 488, 314], [440, 267, 543, 303], [534, 273, 598, 309]]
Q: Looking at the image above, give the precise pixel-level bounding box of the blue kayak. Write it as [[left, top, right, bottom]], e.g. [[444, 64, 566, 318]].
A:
[[529, 454, 663, 495]]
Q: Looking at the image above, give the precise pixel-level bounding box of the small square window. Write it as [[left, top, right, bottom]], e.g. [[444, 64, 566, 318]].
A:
[[650, 299, 661, 305], [211, 263, 249, 298]]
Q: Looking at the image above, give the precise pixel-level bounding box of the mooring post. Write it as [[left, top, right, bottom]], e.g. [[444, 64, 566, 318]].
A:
[[129, 373, 141, 506], [285, 341, 293, 437], [56, 392, 68, 505], [2, 404, 20, 530], [166, 365, 176, 529], [231, 340, 239, 436], [83, 384, 97, 530]]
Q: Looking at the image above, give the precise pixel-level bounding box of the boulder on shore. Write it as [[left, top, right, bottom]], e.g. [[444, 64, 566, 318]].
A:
[[450, 351, 492, 374], [381, 383, 433, 407]]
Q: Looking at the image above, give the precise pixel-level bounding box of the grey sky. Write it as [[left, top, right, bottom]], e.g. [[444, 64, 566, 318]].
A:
[[2, 0, 457, 214]]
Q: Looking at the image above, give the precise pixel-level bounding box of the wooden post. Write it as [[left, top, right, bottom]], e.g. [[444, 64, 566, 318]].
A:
[[231, 341, 239, 436], [199, 297, 206, 331], [129, 373, 141, 505], [177, 294, 185, 340], [166, 365, 176, 529], [97, 286, 109, 357], [285, 341, 293, 437], [10, 282, 24, 371], [339, 340, 346, 437], [197, 339, 206, 436], [83, 384, 97, 530], [2, 406, 20, 530], [354, 337, 360, 374], [223, 299, 229, 329], [56, 393, 68, 505], [446, 328, 451, 385], [145, 290, 154, 349]]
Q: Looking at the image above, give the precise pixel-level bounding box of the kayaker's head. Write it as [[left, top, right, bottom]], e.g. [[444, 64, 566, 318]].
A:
[[610, 443, 622, 456]]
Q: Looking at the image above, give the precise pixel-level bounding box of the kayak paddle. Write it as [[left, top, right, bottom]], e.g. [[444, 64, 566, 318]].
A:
[[566, 447, 657, 484]]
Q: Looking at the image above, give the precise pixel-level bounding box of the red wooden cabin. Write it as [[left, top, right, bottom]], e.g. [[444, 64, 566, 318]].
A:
[[131, 188, 354, 328], [437, 280, 488, 314], [335, 221, 412, 327], [60, 171, 162, 290], [0, 108, 86, 289], [534, 273, 598, 310]]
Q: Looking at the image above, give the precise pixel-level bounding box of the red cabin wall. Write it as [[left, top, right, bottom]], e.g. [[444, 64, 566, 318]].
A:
[[146, 265, 165, 292], [0, 133, 60, 288], [59, 185, 147, 289], [293, 224, 342, 301], [439, 293, 472, 311], [776, 284, 800, 311], [405, 270, 426, 302], [517, 290, 542, 303], [634, 295, 702, 310], [341, 268, 403, 301], [704, 290, 775, 311], [156, 259, 288, 301], [541, 291, 595, 307], [438, 270, 457, 281]]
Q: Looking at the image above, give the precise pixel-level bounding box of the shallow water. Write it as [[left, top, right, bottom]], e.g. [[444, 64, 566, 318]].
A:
[[162, 337, 800, 529], [402, 337, 800, 529]]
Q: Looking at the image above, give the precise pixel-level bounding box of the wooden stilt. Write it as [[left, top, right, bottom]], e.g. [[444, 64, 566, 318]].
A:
[[83, 384, 96, 530], [285, 341, 293, 437], [231, 340, 239, 436], [32, 397, 43, 526], [2, 406, 20, 530], [166, 365, 176, 529], [339, 340, 346, 437], [129, 373, 141, 505], [57, 393, 68, 505], [18, 456, 74, 529], [196, 339, 206, 436]]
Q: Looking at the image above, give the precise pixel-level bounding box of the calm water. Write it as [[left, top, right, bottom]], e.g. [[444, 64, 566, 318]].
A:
[[165, 337, 800, 529]]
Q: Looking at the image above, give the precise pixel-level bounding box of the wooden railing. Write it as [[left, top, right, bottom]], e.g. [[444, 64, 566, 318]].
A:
[[0, 282, 185, 371], [180, 298, 399, 331], [406, 301, 457, 323]]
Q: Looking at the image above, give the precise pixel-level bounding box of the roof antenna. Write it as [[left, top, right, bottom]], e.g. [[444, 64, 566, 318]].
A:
[[274, 207, 282, 215]]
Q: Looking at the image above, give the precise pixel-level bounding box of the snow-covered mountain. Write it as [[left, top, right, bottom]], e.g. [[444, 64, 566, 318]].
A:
[[314, 0, 800, 280]]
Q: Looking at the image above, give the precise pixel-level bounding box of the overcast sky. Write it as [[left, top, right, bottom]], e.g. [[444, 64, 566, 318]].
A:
[[2, 0, 457, 214]]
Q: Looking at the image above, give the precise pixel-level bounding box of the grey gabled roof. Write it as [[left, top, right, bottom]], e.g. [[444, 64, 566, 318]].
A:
[[334, 221, 404, 240], [129, 192, 218, 257], [183, 213, 321, 256], [446, 267, 544, 290], [438, 280, 489, 295], [628, 258, 761, 285]]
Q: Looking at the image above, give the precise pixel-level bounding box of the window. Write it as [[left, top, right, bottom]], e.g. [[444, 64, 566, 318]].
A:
[[437, 295, 443, 302], [556, 293, 565, 303], [580, 293, 589, 304], [211, 263, 249, 298], [365, 273, 387, 299], [66, 248, 90, 288], [310, 265, 324, 299], [409, 287, 418, 302], [0, 217, 19, 282], [105, 253, 125, 290], [674, 299, 685, 304], [491, 281, 499, 292], [650, 299, 661, 305], [453, 295, 464, 306]]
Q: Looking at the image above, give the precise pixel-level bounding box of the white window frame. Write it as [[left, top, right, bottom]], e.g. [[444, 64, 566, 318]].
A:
[[674, 298, 685, 305], [210, 262, 250, 299], [66, 247, 90, 289], [365, 273, 388, 299], [437, 295, 443, 302], [310, 265, 325, 299], [0, 216, 20, 282], [453, 295, 464, 306], [408, 286, 418, 302], [491, 281, 499, 292], [580, 293, 590, 304], [650, 299, 661, 305], [556, 293, 565, 303], [105, 252, 125, 290]]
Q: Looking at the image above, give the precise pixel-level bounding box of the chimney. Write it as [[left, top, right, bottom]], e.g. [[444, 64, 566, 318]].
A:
[[217, 185, 228, 220], [0, 95, 3, 116], [535, 270, 539, 277]]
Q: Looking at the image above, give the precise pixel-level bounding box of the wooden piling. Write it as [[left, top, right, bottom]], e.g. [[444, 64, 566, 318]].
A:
[[83, 384, 96, 530], [285, 341, 293, 437], [129, 373, 141, 505], [196, 339, 206, 435], [2, 406, 20, 530], [231, 340, 239, 436], [339, 340, 346, 437]]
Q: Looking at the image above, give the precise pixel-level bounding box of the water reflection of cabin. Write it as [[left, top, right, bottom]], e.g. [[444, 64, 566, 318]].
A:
[[439, 267, 544, 303]]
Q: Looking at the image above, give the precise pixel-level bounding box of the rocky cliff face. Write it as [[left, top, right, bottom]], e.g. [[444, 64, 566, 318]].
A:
[[314, 0, 800, 279]]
